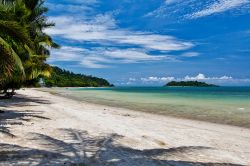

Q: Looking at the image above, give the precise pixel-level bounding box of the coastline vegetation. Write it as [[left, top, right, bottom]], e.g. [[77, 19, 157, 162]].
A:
[[43, 66, 113, 87]]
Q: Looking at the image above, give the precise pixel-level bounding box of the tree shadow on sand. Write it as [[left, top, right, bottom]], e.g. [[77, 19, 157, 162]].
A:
[[0, 94, 51, 108], [0, 109, 50, 137], [0, 92, 51, 137], [0, 129, 244, 166]]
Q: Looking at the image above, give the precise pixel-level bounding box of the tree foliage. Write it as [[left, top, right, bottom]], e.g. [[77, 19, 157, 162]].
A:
[[165, 81, 218, 87], [43, 66, 113, 87], [0, 0, 58, 97]]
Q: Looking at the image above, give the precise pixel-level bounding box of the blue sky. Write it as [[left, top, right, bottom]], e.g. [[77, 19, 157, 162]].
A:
[[45, 0, 250, 86]]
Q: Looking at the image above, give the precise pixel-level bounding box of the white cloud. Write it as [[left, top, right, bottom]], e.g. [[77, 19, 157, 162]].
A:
[[80, 56, 109, 68], [46, 11, 194, 68], [119, 74, 250, 86], [45, 15, 194, 52], [181, 52, 200, 57], [103, 49, 167, 62], [49, 46, 175, 68], [184, 73, 233, 80], [146, 0, 250, 20], [45, 1, 198, 68], [183, 74, 250, 86], [141, 76, 175, 82], [138, 73, 233, 83], [184, 73, 205, 80], [46, 3, 93, 14], [48, 46, 88, 62], [188, 0, 250, 19], [45, 0, 99, 15], [129, 78, 136, 81]]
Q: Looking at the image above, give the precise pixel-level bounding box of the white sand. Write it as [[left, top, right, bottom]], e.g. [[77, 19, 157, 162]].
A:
[[0, 88, 250, 166]]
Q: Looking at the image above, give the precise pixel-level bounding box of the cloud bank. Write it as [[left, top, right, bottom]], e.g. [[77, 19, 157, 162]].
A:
[[46, 15, 193, 52], [147, 0, 250, 20], [188, 0, 250, 19], [122, 73, 237, 85], [49, 46, 175, 68], [139, 73, 233, 83], [46, 7, 196, 68]]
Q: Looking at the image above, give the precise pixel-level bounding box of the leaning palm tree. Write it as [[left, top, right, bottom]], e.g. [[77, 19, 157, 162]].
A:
[[0, 1, 31, 87], [0, 0, 58, 97]]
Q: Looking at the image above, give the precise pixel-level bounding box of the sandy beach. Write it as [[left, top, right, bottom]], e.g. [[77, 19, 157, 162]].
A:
[[0, 88, 250, 166]]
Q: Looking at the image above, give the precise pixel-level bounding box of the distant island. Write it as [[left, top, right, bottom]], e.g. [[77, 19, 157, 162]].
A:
[[43, 67, 113, 87], [165, 81, 218, 87]]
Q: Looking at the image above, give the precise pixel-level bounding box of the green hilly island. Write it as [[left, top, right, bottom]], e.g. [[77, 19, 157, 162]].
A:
[[165, 81, 218, 87], [43, 67, 113, 87]]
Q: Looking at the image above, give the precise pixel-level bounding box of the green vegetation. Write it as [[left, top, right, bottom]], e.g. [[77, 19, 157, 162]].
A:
[[165, 81, 218, 87], [0, 0, 58, 98], [43, 66, 113, 87]]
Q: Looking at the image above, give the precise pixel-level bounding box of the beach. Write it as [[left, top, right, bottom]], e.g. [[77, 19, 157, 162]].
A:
[[1, 88, 250, 165], [41, 87, 250, 128]]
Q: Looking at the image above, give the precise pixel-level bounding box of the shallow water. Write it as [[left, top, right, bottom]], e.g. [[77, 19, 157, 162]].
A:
[[46, 87, 250, 128]]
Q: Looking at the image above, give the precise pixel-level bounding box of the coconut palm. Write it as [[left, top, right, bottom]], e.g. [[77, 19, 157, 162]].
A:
[[0, 0, 58, 97], [0, 1, 31, 86], [22, 0, 59, 82]]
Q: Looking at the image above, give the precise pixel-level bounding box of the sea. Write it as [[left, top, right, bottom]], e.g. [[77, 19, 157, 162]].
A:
[[46, 86, 250, 128]]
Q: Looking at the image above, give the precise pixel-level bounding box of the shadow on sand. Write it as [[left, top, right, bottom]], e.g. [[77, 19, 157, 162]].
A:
[[0, 93, 51, 137], [0, 94, 51, 108], [0, 109, 50, 137], [0, 94, 245, 166], [0, 128, 244, 166]]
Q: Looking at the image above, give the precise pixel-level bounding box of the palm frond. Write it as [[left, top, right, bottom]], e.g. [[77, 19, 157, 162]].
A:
[[25, 60, 51, 80], [0, 37, 25, 84], [0, 20, 33, 48]]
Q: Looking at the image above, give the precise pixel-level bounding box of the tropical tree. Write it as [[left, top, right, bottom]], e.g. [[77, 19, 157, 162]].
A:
[[0, 0, 31, 89], [22, 0, 59, 81], [0, 0, 58, 98]]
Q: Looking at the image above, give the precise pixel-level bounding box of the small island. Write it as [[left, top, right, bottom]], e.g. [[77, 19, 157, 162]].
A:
[[165, 81, 218, 87]]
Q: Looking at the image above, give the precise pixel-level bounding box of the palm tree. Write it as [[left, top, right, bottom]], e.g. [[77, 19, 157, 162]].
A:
[[0, 0, 58, 97], [27, 0, 59, 86], [0, 1, 31, 86], [23, 0, 59, 81]]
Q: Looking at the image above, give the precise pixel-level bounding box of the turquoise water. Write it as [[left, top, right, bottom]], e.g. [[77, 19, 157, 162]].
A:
[[47, 87, 250, 128]]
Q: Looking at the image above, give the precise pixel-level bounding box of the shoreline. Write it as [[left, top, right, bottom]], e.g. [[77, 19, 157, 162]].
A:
[[0, 88, 250, 165], [39, 87, 250, 129], [38, 88, 250, 131]]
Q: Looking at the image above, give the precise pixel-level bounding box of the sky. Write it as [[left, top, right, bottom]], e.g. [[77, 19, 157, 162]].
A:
[[45, 0, 250, 86]]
